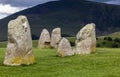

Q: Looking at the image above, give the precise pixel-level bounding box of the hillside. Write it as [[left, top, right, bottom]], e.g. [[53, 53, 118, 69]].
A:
[[100, 32, 120, 39], [0, 0, 120, 41]]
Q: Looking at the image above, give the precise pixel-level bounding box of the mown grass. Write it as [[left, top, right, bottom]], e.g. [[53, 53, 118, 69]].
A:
[[0, 42, 7, 48], [0, 48, 120, 77]]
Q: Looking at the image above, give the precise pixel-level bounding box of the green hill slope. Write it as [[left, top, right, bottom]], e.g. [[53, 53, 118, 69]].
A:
[[101, 32, 120, 39], [0, 0, 120, 41]]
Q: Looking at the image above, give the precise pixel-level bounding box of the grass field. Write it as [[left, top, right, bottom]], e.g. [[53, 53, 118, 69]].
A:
[[0, 48, 120, 77]]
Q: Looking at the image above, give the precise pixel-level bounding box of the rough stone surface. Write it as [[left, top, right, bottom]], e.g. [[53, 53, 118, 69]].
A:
[[38, 29, 51, 48], [4, 16, 35, 66], [75, 23, 96, 54], [57, 38, 74, 57], [51, 28, 61, 48]]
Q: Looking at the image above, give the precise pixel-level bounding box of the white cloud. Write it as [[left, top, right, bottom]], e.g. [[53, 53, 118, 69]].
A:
[[0, 3, 26, 19], [106, 0, 120, 5], [0, 0, 57, 7], [88, 0, 120, 5], [0, 0, 55, 19], [0, 13, 8, 19]]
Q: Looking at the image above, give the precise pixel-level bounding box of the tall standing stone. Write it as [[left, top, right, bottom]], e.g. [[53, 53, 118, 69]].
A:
[[38, 29, 51, 48], [75, 23, 96, 54], [4, 16, 35, 66], [57, 38, 74, 57], [51, 28, 61, 48]]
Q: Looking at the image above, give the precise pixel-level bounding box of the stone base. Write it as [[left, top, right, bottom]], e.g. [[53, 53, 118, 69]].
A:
[[4, 55, 35, 66], [4, 50, 35, 66]]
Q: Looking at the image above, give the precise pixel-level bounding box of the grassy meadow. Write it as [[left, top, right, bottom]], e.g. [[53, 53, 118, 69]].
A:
[[0, 40, 120, 77]]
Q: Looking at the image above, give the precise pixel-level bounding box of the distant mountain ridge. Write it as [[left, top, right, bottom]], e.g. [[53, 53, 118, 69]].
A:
[[0, 0, 120, 40]]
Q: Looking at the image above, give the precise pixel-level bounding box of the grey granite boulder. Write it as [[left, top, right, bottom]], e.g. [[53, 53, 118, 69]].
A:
[[38, 29, 51, 48], [4, 16, 35, 66], [57, 38, 74, 57], [51, 28, 61, 48], [75, 23, 96, 54]]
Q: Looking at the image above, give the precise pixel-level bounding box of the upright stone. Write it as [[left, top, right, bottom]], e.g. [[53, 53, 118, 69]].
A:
[[75, 23, 96, 54], [4, 16, 35, 66], [57, 38, 74, 57], [38, 29, 51, 48], [51, 28, 61, 48]]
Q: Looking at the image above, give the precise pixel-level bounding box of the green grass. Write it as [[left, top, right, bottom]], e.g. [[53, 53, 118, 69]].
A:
[[67, 37, 76, 43], [0, 37, 120, 76], [97, 32, 120, 48], [33, 40, 39, 48], [0, 48, 120, 77], [0, 42, 7, 48], [96, 38, 114, 48], [97, 37, 120, 48]]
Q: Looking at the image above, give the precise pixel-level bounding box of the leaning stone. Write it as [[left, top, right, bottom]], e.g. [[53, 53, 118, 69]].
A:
[[51, 28, 61, 48], [75, 23, 96, 54], [57, 38, 74, 57], [4, 15, 35, 66], [38, 29, 51, 48]]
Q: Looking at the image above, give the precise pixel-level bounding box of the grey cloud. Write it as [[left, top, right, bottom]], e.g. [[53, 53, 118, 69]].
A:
[[88, 0, 120, 5], [89, 0, 117, 2], [0, 0, 119, 7], [106, 0, 120, 5], [0, 0, 56, 7]]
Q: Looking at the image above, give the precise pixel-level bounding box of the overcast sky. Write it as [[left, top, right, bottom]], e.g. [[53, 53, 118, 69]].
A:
[[0, 0, 120, 19], [89, 0, 120, 5]]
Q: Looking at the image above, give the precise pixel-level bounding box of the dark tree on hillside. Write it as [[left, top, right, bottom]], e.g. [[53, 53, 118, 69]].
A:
[[102, 41, 106, 45], [104, 37, 112, 41], [107, 37, 112, 41], [114, 38, 120, 43], [112, 42, 119, 48], [32, 34, 39, 40], [97, 43, 100, 47], [96, 37, 98, 40], [104, 37, 107, 40]]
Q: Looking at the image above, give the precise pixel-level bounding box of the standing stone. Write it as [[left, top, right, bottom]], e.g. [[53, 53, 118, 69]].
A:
[[4, 16, 35, 66], [51, 28, 61, 48], [57, 38, 74, 57], [38, 29, 51, 48], [75, 23, 96, 54]]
